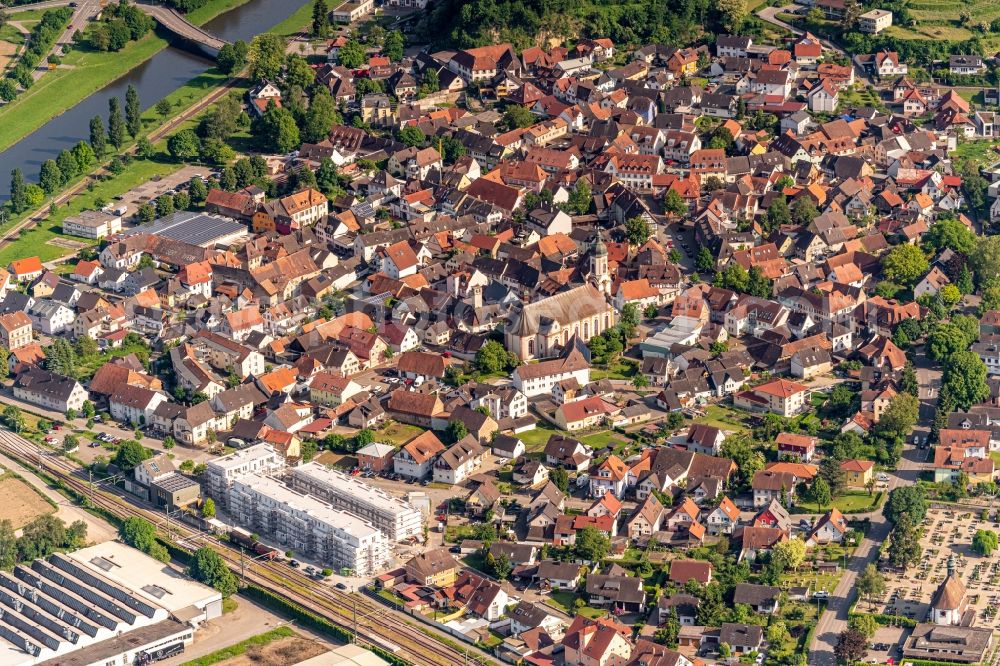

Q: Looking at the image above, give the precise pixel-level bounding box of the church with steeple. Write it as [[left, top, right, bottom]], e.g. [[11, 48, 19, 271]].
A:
[[504, 234, 616, 361]]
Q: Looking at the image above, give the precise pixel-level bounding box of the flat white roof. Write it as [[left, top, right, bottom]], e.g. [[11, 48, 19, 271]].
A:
[[236, 475, 382, 541], [208, 443, 279, 472], [67, 542, 221, 613], [292, 463, 419, 517]]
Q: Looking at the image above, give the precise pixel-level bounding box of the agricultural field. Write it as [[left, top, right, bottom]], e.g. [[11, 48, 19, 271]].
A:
[[886, 0, 1000, 50], [0, 472, 55, 529]]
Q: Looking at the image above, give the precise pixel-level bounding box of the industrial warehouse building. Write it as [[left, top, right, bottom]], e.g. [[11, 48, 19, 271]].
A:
[[0, 542, 220, 666], [229, 473, 390, 575], [288, 463, 423, 543]]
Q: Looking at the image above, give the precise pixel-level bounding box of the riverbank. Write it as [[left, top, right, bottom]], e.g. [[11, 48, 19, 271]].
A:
[[0, 0, 252, 154]]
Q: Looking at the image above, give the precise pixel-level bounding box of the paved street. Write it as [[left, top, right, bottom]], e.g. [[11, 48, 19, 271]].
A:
[[808, 358, 938, 664], [808, 444, 925, 665]]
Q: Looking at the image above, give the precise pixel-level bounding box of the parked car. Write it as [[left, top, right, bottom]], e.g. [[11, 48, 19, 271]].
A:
[[335, 582, 348, 590]]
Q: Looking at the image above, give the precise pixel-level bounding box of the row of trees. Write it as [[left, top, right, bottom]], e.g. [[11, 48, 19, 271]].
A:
[[0, 8, 73, 103], [0, 515, 88, 568], [10, 84, 141, 215]]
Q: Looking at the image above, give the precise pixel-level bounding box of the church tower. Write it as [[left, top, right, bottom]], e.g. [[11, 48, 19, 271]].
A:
[[591, 233, 611, 295]]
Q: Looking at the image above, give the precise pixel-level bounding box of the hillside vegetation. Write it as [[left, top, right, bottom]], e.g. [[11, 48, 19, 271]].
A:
[[415, 0, 727, 50]]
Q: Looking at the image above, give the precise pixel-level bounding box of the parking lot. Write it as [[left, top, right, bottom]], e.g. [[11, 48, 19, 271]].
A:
[[875, 507, 1000, 629]]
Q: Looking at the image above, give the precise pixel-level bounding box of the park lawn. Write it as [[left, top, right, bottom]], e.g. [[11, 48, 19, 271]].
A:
[[374, 421, 423, 446], [0, 157, 184, 266], [693, 404, 751, 433]]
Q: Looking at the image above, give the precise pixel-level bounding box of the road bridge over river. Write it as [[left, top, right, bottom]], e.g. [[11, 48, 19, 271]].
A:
[[4, 0, 229, 56]]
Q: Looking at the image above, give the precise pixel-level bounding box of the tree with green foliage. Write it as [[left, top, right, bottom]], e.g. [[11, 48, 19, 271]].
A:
[[155, 98, 173, 120], [248, 33, 286, 82], [218, 40, 249, 75], [475, 339, 518, 374], [550, 466, 569, 492], [39, 160, 62, 196], [125, 84, 141, 137], [808, 476, 831, 512], [89, 115, 106, 156], [926, 216, 977, 255], [384, 30, 405, 62], [888, 514, 922, 569], [721, 432, 765, 488], [957, 263, 974, 295], [765, 196, 791, 233], [564, 179, 591, 215], [484, 550, 512, 580], [311, 0, 329, 37], [695, 246, 714, 272], [575, 526, 610, 561], [9, 168, 26, 213], [791, 196, 818, 225], [120, 516, 169, 561], [943, 350, 991, 409], [2, 405, 24, 433], [398, 125, 425, 148], [718, 0, 748, 32], [746, 266, 771, 298], [113, 440, 151, 471], [501, 104, 535, 131], [445, 420, 468, 444], [338, 40, 366, 69], [252, 103, 299, 153], [882, 244, 929, 285], [664, 189, 687, 218], [720, 262, 749, 293], [772, 538, 806, 571], [885, 485, 927, 525], [108, 97, 125, 151], [624, 216, 651, 245], [973, 529, 998, 556], [167, 129, 201, 161], [302, 89, 340, 143], [189, 547, 239, 596], [927, 322, 972, 361], [855, 563, 885, 610], [285, 54, 315, 89]]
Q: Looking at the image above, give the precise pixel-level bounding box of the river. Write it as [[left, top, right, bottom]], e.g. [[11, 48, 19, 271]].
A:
[[0, 0, 311, 198]]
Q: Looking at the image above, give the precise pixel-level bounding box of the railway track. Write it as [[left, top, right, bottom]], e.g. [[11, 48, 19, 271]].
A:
[[0, 431, 495, 666]]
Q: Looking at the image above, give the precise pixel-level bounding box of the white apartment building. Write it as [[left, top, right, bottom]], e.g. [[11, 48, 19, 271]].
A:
[[229, 474, 389, 576], [203, 444, 285, 509], [288, 464, 423, 542]]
